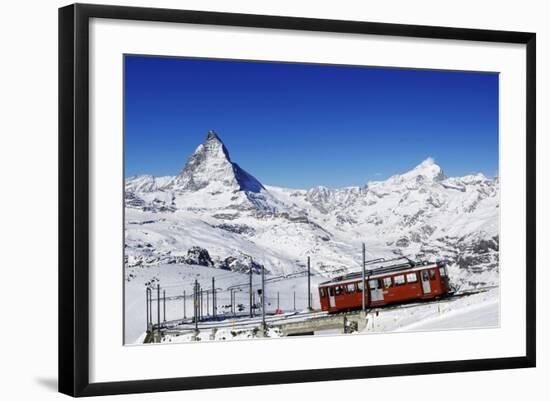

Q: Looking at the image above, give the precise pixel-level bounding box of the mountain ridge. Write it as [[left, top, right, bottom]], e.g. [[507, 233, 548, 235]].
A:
[[124, 131, 499, 288], [126, 143, 492, 197]]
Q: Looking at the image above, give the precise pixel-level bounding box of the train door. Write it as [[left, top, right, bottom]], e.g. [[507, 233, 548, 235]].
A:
[[328, 286, 335, 308], [369, 279, 384, 302], [421, 270, 431, 294]]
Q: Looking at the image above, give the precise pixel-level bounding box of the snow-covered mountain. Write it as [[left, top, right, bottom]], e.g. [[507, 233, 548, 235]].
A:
[[125, 131, 499, 288], [126, 130, 280, 213], [170, 130, 264, 193]]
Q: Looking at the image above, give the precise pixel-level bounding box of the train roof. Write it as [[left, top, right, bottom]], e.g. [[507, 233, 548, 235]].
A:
[[319, 257, 441, 286]]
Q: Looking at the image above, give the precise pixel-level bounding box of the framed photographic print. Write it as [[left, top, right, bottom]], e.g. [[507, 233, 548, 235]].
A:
[[58, 3, 536, 397]]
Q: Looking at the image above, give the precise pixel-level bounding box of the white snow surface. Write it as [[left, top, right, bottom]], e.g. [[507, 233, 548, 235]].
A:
[[365, 288, 499, 333], [125, 263, 499, 344], [125, 132, 499, 280], [125, 263, 323, 344], [124, 131, 500, 343]]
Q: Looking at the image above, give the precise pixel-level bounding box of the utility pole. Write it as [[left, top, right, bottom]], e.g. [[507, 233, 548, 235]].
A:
[[200, 288, 203, 320], [157, 284, 160, 328], [163, 289, 166, 322], [148, 288, 152, 327], [230, 289, 233, 315], [193, 282, 196, 323], [277, 292, 280, 311], [249, 265, 253, 318], [293, 291, 296, 311], [212, 277, 216, 318], [206, 289, 209, 316], [146, 288, 150, 331], [362, 243, 366, 313], [261, 264, 266, 330], [307, 256, 312, 310], [194, 280, 198, 331]]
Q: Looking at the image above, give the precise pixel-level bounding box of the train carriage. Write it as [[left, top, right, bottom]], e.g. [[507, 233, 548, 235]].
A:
[[318, 257, 450, 313]]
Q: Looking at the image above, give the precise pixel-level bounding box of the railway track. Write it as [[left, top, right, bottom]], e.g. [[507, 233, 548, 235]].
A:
[[158, 310, 326, 332], [150, 285, 497, 335], [360, 284, 498, 314]]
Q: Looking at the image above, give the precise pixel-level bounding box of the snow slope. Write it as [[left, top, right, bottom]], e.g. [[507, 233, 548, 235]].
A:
[[125, 262, 499, 344], [367, 288, 499, 333], [125, 263, 323, 344]]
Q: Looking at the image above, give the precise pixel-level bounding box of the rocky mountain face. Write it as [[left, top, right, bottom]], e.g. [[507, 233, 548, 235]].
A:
[[168, 131, 264, 193], [126, 130, 279, 214], [125, 131, 499, 288]]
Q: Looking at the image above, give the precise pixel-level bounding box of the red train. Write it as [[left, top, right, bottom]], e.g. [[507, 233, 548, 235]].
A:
[[318, 257, 450, 313]]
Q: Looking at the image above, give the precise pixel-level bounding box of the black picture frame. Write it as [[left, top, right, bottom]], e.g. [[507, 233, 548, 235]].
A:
[[59, 3, 536, 397]]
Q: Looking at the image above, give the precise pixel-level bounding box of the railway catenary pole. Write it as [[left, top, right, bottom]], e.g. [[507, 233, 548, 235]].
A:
[[200, 288, 203, 320], [157, 284, 161, 328], [196, 283, 200, 323], [229, 289, 232, 315], [150, 287, 153, 327], [307, 256, 312, 310], [146, 288, 150, 331], [163, 289, 166, 322], [193, 279, 199, 332], [148, 288, 152, 324], [249, 265, 253, 318], [206, 289, 209, 316], [212, 277, 216, 318], [192, 282, 196, 323], [293, 291, 296, 311], [261, 264, 266, 330], [183, 290, 186, 320], [362, 243, 366, 313]]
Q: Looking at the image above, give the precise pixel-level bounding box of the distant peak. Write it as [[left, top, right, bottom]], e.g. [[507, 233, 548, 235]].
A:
[[399, 157, 445, 182], [411, 157, 442, 173], [206, 130, 221, 142], [417, 157, 436, 167], [474, 172, 487, 179]]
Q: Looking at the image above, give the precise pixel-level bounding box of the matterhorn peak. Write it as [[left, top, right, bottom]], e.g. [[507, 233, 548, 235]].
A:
[[206, 129, 221, 142], [169, 130, 264, 193], [194, 129, 231, 162]]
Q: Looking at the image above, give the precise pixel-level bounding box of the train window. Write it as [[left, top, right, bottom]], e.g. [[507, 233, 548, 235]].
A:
[[383, 277, 393, 288], [335, 286, 342, 295], [320, 288, 326, 297], [347, 284, 355, 293], [329, 287, 334, 296], [406, 273, 418, 283], [429, 269, 436, 280], [394, 275, 405, 286], [368, 279, 380, 290], [421, 270, 429, 281], [439, 267, 447, 277], [357, 281, 364, 291]]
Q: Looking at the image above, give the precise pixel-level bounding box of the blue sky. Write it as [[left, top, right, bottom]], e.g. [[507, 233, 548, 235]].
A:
[[124, 55, 498, 188]]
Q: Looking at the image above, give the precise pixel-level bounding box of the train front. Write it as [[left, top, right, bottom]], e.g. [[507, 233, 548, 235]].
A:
[[437, 261, 451, 295]]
